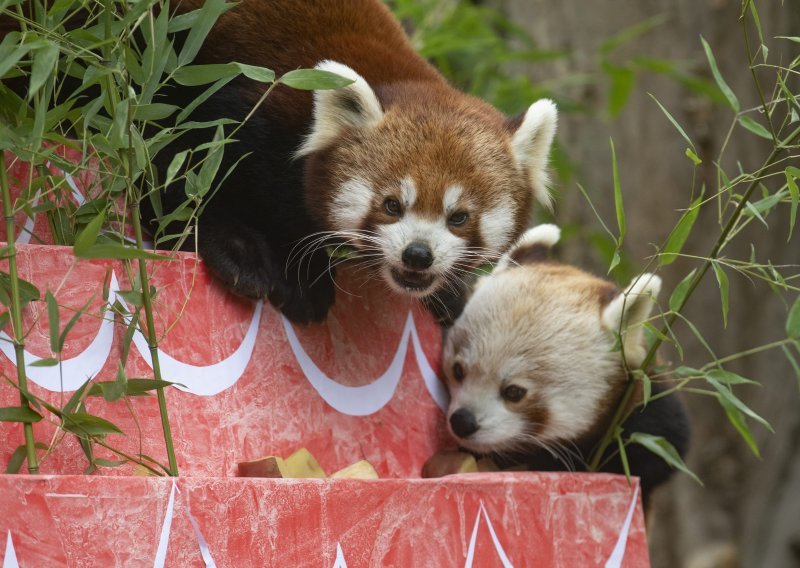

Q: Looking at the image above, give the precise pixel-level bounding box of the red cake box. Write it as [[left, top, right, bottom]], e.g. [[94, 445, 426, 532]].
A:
[[0, 474, 646, 567], [0, 151, 650, 566]]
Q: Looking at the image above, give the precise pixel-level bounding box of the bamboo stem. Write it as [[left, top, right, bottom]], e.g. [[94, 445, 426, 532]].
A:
[[0, 162, 39, 474], [588, 124, 800, 471], [131, 204, 178, 476]]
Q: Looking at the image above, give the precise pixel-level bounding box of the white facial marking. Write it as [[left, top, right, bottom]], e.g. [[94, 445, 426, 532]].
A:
[[443, 185, 464, 213], [479, 200, 515, 253], [331, 178, 374, 229], [400, 177, 417, 208], [377, 211, 466, 297], [447, 380, 527, 452]]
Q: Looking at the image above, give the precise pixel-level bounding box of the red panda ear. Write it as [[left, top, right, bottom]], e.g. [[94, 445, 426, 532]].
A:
[[295, 61, 384, 157], [494, 224, 560, 272], [601, 274, 662, 367], [509, 99, 558, 209]]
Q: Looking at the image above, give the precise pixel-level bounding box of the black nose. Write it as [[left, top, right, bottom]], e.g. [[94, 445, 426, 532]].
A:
[[402, 242, 434, 270], [450, 408, 479, 438]]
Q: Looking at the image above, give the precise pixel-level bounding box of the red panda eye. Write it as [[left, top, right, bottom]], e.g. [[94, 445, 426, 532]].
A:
[[501, 385, 527, 403], [384, 198, 402, 216], [452, 362, 465, 382], [448, 211, 468, 226]]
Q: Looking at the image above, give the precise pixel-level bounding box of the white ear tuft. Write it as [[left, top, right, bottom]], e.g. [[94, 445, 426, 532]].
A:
[[511, 99, 558, 209], [494, 224, 561, 273], [295, 61, 384, 157], [602, 273, 662, 367]]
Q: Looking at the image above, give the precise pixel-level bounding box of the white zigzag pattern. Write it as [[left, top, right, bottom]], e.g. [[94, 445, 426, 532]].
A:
[[2, 531, 18, 568], [0, 273, 444, 412]]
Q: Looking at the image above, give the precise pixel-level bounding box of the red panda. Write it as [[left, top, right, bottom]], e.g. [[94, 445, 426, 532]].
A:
[[441, 224, 690, 504], [142, 0, 558, 324], [1, 1, 558, 324]]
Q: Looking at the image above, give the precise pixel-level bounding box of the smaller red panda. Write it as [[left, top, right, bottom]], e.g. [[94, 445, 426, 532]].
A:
[[441, 224, 690, 504]]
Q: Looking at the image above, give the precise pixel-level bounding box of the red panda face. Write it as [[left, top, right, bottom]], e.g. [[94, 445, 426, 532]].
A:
[[442, 225, 662, 456], [322, 112, 532, 296], [298, 62, 558, 299]]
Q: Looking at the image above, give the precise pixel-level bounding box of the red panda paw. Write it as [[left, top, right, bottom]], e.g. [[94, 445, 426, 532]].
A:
[[269, 260, 336, 325], [197, 219, 335, 323], [422, 279, 471, 328]]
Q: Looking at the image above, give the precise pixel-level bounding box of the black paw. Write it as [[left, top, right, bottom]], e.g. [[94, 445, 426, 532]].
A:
[[198, 221, 335, 323], [423, 280, 471, 327], [273, 261, 336, 324], [199, 223, 281, 300]]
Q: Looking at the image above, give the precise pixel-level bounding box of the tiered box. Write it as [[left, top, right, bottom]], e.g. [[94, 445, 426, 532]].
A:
[[0, 151, 649, 566]]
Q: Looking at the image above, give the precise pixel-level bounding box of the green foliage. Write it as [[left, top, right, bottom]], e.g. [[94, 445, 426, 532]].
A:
[[0, 0, 355, 476], [586, 2, 800, 479]]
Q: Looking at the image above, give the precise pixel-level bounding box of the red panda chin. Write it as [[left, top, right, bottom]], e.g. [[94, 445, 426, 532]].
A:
[[387, 268, 437, 296]]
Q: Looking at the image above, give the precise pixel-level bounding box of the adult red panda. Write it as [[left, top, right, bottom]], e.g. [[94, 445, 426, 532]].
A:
[[2, 0, 558, 325], [441, 225, 690, 504]]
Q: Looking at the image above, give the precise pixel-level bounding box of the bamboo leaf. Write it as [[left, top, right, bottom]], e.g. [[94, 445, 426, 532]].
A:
[[62, 378, 93, 416], [685, 148, 702, 165], [101, 362, 128, 402], [706, 368, 758, 386], [29, 43, 59, 98], [0, 274, 40, 307], [633, 369, 652, 406], [738, 115, 772, 139], [173, 63, 240, 86], [669, 269, 696, 312], [87, 378, 175, 398], [675, 366, 704, 378], [279, 69, 356, 90], [29, 357, 59, 367], [786, 167, 799, 241], [76, 244, 169, 261], [164, 150, 189, 189], [178, 0, 232, 66], [787, 295, 800, 339], [5, 445, 26, 474], [629, 432, 702, 485], [175, 77, 236, 124], [648, 93, 695, 150], [133, 103, 179, 121], [73, 209, 106, 256], [704, 373, 773, 431], [616, 430, 631, 483], [712, 261, 730, 328], [192, 125, 225, 197], [610, 138, 626, 244], [46, 291, 60, 354], [661, 196, 701, 265], [0, 406, 43, 423], [234, 63, 275, 83], [700, 36, 739, 112], [94, 458, 127, 468], [63, 412, 124, 437], [6, 442, 47, 473], [717, 393, 761, 457], [782, 344, 800, 391]]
